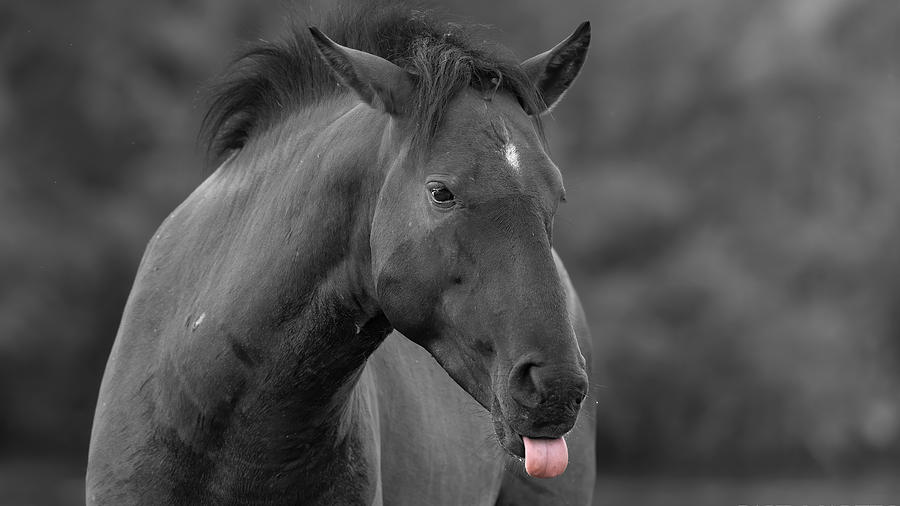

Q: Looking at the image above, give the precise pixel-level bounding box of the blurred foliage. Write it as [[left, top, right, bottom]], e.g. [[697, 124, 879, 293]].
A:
[[3, 0, 900, 480]]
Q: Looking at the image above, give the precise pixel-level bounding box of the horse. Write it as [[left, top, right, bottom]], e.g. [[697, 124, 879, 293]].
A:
[[87, 4, 595, 504]]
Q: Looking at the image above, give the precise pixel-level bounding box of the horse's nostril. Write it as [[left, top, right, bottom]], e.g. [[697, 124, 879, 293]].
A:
[[509, 358, 588, 411], [508, 360, 542, 408]]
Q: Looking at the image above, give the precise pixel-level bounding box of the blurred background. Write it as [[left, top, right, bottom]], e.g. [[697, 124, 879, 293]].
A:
[[3, 0, 900, 504]]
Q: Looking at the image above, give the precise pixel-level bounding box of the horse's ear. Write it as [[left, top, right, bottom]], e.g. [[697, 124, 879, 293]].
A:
[[521, 21, 591, 115], [309, 27, 414, 116]]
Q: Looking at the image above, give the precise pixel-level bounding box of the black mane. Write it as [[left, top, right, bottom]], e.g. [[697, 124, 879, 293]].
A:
[[201, 1, 545, 162]]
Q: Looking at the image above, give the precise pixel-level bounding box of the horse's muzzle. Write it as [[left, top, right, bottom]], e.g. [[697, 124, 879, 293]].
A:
[[491, 361, 588, 462], [506, 360, 587, 430]]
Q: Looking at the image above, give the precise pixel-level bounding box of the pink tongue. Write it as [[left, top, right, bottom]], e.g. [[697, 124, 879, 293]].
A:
[[522, 436, 569, 478]]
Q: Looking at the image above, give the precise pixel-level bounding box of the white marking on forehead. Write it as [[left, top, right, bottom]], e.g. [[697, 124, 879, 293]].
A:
[[504, 142, 521, 173]]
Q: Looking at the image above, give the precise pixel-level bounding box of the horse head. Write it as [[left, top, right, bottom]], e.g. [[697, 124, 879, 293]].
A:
[[311, 22, 591, 479]]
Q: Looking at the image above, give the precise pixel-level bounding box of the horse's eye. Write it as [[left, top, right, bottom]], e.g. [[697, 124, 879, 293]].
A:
[[427, 182, 455, 207], [431, 187, 454, 202]]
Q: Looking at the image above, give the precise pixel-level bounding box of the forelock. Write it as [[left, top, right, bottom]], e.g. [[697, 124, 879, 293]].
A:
[[200, 1, 545, 164]]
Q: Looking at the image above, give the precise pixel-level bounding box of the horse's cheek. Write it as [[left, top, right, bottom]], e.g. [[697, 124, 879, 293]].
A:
[[372, 254, 434, 334]]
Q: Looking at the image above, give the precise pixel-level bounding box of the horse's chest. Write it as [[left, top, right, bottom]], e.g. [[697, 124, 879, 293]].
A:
[[363, 333, 507, 505]]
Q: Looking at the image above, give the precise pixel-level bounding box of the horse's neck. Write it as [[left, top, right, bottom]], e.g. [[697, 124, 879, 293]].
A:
[[146, 101, 394, 500]]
